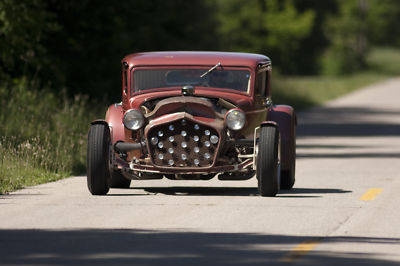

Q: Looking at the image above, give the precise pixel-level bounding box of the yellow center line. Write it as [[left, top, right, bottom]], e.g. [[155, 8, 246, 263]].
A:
[[280, 239, 321, 263], [360, 188, 383, 201]]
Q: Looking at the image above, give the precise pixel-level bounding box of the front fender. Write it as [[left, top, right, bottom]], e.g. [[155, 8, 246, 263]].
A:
[[105, 103, 125, 144], [267, 105, 296, 142], [267, 105, 296, 171]]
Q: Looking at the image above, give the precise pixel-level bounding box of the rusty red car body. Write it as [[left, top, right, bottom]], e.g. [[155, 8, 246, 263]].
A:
[[87, 51, 296, 196]]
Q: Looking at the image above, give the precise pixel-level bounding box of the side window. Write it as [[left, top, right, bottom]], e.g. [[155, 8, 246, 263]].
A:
[[255, 70, 267, 97]]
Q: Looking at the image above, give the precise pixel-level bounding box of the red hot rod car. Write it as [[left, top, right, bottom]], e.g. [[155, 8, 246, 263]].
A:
[[87, 51, 296, 197]]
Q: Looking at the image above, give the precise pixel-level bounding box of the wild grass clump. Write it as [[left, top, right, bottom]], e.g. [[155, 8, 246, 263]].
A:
[[0, 80, 104, 194]]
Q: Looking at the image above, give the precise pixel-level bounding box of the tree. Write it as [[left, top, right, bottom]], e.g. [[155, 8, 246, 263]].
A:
[[1, 0, 218, 98], [293, 0, 337, 74], [44, 0, 218, 99], [0, 0, 58, 85], [365, 0, 400, 46], [3, 0, 400, 95], [215, 0, 315, 74], [321, 0, 370, 75]]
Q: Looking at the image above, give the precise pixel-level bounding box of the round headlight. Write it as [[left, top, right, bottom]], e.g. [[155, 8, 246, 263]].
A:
[[226, 109, 246, 130], [123, 109, 144, 130]]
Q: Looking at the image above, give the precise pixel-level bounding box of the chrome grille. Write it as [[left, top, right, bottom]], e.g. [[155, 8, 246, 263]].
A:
[[148, 119, 219, 167]]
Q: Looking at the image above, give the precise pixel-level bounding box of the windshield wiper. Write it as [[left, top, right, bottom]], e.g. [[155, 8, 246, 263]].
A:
[[200, 62, 221, 78]]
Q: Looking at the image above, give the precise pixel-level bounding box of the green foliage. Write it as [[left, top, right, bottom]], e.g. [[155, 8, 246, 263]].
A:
[[216, 0, 315, 74], [321, 0, 368, 75], [0, 138, 67, 194], [44, 0, 218, 99], [366, 47, 400, 76], [365, 0, 400, 46], [1, 1, 218, 99], [2, 0, 400, 92], [0, 80, 103, 193], [274, 72, 385, 110], [274, 47, 400, 110], [320, 0, 400, 75], [0, 0, 59, 84]]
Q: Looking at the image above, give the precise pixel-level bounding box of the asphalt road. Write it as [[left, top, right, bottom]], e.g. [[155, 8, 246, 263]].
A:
[[1, 78, 400, 266]]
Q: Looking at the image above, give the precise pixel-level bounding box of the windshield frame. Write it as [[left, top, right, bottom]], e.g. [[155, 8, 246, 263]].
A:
[[130, 66, 252, 96]]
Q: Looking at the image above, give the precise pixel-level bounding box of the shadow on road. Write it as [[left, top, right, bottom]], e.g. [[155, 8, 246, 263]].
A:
[[134, 186, 259, 196], [295, 143, 400, 158], [297, 152, 400, 159], [297, 106, 400, 137], [296, 106, 400, 159], [280, 187, 352, 195], [105, 186, 352, 198], [0, 229, 398, 266]]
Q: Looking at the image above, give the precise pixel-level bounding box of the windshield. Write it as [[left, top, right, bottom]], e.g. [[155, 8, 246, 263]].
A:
[[132, 68, 251, 93]]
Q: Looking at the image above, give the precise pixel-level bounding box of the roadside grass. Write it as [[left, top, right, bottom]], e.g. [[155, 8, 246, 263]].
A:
[[273, 71, 387, 110], [273, 47, 400, 110], [0, 81, 105, 194], [0, 140, 65, 192], [1, 46, 400, 194]]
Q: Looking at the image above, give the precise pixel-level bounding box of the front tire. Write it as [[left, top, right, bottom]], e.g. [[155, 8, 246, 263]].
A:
[[87, 123, 111, 195], [280, 138, 296, 189], [256, 126, 280, 197]]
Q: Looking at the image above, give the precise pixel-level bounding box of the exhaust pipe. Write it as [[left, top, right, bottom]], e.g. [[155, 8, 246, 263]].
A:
[[114, 141, 145, 153]]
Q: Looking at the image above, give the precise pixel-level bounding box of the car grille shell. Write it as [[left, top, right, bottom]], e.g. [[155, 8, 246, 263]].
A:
[[147, 119, 219, 168]]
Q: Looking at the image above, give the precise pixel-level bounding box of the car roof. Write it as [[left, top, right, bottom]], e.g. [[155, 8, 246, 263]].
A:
[[123, 51, 271, 69]]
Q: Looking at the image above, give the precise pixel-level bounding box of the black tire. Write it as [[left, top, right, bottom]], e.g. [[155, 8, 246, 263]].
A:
[[256, 126, 279, 197], [281, 120, 296, 189], [87, 123, 110, 195], [281, 169, 295, 190], [281, 168, 295, 190], [109, 170, 131, 188]]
